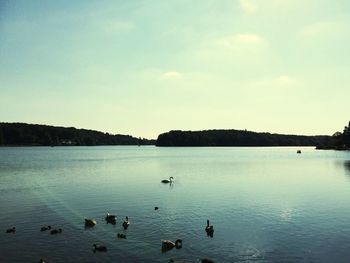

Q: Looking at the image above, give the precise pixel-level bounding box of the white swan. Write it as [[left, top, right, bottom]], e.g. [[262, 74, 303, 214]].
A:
[[161, 176, 174, 183]]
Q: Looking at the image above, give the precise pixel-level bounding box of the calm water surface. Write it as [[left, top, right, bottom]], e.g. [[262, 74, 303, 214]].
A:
[[1, 146, 350, 262]]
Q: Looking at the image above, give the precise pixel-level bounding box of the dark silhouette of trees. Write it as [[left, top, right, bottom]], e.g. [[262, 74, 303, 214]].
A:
[[0, 127, 3, 145], [344, 121, 350, 146], [156, 129, 330, 147], [316, 120, 350, 150], [0, 123, 155, 146], [2, 121, 348, 149]]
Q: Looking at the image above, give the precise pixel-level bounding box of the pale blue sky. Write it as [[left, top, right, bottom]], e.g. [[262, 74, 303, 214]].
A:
[[1, 0, 349, 138]]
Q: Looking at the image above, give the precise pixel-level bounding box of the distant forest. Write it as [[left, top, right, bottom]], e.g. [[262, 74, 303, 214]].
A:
[[156, 129, 331, 147], [2, 122, 349, 149], [316, 121, 350, 150], [0, 123, 155, 146]]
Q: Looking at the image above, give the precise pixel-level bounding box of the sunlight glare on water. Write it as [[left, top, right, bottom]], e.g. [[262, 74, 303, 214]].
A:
[[0, 146, 350, 262]]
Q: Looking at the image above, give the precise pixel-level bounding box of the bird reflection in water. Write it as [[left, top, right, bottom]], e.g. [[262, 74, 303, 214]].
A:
[[344, 160, 350, 175]]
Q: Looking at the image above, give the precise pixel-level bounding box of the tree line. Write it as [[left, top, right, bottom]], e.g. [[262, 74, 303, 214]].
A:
[[2, 122, 349, 148], [156, 129, 331, 147], [0, 123, 155, 146], [316, 121, 350, 150]]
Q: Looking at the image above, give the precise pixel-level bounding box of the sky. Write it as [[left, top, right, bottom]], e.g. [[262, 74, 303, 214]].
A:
[[0, 0, 349, 139]]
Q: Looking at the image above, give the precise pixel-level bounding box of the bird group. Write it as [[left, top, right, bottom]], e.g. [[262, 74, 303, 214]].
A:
[[85, 214, 130, 252], [4, 175, 216, 262], [5, 213, 215, 262], [5, 225, 63, 235]]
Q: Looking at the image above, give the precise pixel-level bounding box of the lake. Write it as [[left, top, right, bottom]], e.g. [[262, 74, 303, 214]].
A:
[[0, 146, 350, 262]]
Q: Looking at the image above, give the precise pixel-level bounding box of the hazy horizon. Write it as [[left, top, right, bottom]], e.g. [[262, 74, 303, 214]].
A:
[[1, 1, 349, 138]]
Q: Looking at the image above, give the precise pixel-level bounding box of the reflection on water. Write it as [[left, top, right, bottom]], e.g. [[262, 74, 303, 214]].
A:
[[0, 146, 350, 263], [344, 160, 350, 175]]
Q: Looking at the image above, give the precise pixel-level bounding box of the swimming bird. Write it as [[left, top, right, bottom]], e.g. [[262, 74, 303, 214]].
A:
[[40, 225, 51, 232], [6, 227, 16, 233], [117, 233, 127, 239], [205, 220, 214, 235], [50, 228, 62, 235], [201, 258, 215, 263], [161, 239, 182, 252], [93, 244, 107, 252], [161, 176, 174, 184], [297, 150, 302, 154], [105, 213, 117, 224], [169, 259, 186, 263], [122, 216, 130, 229], [85, 218, 97, 227], [154, 206, 159, 210]]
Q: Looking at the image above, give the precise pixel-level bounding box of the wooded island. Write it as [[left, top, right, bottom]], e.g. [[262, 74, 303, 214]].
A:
[[156, 129, 330, 147]]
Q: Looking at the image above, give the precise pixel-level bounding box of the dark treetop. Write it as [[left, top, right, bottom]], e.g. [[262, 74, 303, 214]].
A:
[[156, 129, 331, 147], [316, 120, 350, 150], [0, 123, 155, 146]]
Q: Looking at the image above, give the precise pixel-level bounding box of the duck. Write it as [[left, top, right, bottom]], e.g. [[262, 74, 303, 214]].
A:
[[161, 239, 182, 252], [297, 150, 302, 154], [122, 216, 130, 229], [6, 227, 16, 233], [169, 260, 186, 263], [201, 258, 215, 263], [161, 176, 174, 184], [154, 206, 159, 210], [117, 233, 127, 239], [40, 225, 51, 232], [105, 213, 117, 224], [85, 218, 97, 227], [205, 219, 214, 235], [50, 228, 62, 235], [93, 244, 107, 252]]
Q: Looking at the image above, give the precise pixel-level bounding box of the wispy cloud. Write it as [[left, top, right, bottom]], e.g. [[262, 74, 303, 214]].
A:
[[161, 71, 183, 79], [249, 75, 299, 90], [193, 32, 271, 73], [234, 34, 265, 44], [240, 0, 257, 14], [216, 33, 268, 50], [295, 19, 350, 61], [102, 21, 135, 33], [297, 21, 348, 41], [274, 75, 298, 86]]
